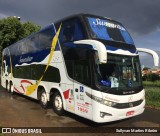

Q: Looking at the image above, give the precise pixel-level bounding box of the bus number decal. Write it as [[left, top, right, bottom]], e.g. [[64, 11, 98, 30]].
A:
[[77, 102, 89, 113], [78, 107, 88, 113]]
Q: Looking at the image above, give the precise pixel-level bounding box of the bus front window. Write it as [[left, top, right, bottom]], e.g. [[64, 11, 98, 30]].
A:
[[95, 53, 142, 94], [86, 17, 134, 45]]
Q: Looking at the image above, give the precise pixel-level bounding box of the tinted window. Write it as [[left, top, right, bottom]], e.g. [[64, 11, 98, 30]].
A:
[[74, 60, 90, 85], [56, 18, 85, 43], [27, 34, 39, 53], [39, 26, 54, 50], [9, 40, 25, 56], [63, 45, 90, 60], [13, 65, 61, 83], [8, 26, 54, 56], [86, 17, 134, 45], [65, 60, 74, 79], [63, 46, 91, 86]]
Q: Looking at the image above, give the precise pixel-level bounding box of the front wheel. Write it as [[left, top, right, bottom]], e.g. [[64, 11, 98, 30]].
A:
[[10, 83, 14, 95], [40, 91, 49, 109], [51, 92, 64, 116], [7, 82, 11, 93]]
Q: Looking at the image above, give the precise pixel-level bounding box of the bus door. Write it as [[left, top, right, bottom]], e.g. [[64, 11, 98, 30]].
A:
[[73, 60, 92, 120]]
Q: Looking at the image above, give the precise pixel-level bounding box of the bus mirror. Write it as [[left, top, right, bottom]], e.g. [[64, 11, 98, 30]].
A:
[[137, 48, 159, 67], [74, 40, 107, 63]]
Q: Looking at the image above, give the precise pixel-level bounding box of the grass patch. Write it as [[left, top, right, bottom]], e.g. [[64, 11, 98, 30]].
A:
[[143, 80, 160, 87], [0, 124, 4, 136], [144, 86, 160, 109], [0, 128, 3, 136]]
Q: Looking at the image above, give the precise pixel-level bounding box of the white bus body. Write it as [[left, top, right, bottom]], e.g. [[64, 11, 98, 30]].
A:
[[2, 14, 157, 123]]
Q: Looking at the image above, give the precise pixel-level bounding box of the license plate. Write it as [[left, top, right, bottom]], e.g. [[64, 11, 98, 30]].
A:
[[126, 111, 134, 116]]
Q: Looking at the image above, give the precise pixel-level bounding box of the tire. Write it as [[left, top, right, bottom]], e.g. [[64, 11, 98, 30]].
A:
[[40, 90, 49, 109], [10, 83, 14, 95], [6, 81, 10, 93], [51, 91, 64, 116], [5, 81, 8, 90], [8, 82, 12, 93]]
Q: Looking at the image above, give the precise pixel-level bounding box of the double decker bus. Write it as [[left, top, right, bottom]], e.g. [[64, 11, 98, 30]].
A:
[[1, 14, 158, 123]]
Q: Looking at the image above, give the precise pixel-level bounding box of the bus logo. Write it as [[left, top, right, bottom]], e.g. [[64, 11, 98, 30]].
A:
[[128, 96, 133, 102], [129, 102, 133, 107], [19, 56, 33, 63]]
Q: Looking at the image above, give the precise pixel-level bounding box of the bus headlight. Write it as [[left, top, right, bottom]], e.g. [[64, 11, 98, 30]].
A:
[[92, 95, 117, 107], [103, 100, 117, 107]]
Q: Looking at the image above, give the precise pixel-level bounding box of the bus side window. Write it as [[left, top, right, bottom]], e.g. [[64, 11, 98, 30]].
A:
[[74, 60, 90, 86], [56, 18, 85, 43], [27, 34, 39, 53], [65, 60, 74, 79], [39, 26, 54, 50]]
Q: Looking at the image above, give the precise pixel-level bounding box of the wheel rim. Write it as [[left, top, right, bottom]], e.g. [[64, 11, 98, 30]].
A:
[[41, 92, 47, 105], [11, 84, 14, 93], [54, 95, 62, 111]]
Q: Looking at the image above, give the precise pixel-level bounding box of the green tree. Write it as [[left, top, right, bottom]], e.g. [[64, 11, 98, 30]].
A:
[[142, 73, 160, 81], [0, 17, 24, 48], [22, 22, 41, 37], [142, 67, 150, 70], [0, 17, 41, 49]]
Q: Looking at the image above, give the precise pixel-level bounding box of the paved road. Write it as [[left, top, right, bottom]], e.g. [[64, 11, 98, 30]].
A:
[[0, 87, 160, 135]]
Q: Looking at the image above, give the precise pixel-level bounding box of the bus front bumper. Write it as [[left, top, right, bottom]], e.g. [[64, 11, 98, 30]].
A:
[[92, 99, 145, 123]]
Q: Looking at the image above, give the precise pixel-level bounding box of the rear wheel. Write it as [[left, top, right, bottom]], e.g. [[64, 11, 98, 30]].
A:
[[10, 83, 14, 94], [40, 90, 49, 109], [51, 92, 64, 116], [6, 81, 10, 93]]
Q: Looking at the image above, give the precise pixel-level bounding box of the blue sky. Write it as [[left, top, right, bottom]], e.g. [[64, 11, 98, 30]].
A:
[[0, 0, 160, 68]]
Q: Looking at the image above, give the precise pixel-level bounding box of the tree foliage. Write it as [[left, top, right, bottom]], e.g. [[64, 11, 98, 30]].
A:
[[142, 73, 160, 81], [0, 17, 41, 49], [22, 22, 41, 37], [142, 67, 150, 70]]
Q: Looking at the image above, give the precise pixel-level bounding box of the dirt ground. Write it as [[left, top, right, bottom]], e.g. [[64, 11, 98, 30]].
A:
[[0, 87, 160, 136]]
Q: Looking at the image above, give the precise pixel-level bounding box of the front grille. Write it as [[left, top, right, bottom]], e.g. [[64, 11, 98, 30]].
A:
[[112, 99, 143, 109]]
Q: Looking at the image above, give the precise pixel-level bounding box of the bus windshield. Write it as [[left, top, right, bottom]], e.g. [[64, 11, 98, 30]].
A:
[[86, 17, 134, 45], [95, 53, 142, 94]]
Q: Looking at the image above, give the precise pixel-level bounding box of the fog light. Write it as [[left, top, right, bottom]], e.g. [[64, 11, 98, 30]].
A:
[[100, 112, 112, 118]]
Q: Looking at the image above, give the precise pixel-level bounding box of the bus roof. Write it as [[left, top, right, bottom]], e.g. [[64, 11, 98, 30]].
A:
[[55, 13, 122, 26], [3, 13, 136, 55]]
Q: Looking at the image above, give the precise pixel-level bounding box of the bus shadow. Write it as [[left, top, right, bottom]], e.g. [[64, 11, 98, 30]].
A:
[[64, 111, 132, 127], [6, 90, 40, 105]]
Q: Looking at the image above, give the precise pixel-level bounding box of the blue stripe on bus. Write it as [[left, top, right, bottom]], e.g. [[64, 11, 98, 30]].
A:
[[64, 42, 93, 49], [12, 49, 50, 66], [87, 18, 111, 40], [105, 45, 136, 53], [120, 29, 134, 45]]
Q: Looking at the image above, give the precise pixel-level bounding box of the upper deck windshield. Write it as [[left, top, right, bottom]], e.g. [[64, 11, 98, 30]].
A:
[[85, 16, 134, 45], [95, 53, 142, 95]]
